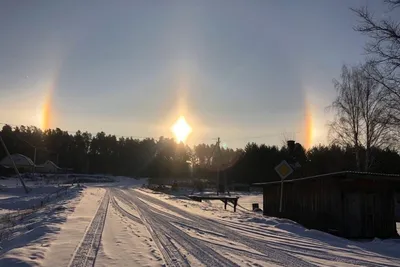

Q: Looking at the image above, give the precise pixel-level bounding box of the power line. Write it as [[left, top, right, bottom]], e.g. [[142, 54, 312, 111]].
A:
[[1, 130, 56, 154], [222, 131, 301, 142]]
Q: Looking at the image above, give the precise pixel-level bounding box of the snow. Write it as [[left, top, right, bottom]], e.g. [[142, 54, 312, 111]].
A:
[[41, 187, 105, 267], [0, 179, 69, 215], [135, 188, 400, 266], [136, 188, 261, 219], [236, 193, 263, 210], [0, 176, 399, 267], [0, 186, 84, 266], [95, 196, 163, 267]]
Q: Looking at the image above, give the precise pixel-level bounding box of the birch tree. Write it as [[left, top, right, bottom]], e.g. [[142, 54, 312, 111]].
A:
[[329, 63, 392, 171]]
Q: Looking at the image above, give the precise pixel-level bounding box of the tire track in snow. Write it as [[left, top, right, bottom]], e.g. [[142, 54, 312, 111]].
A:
[[111, 189, 189, 267], [205, 241, 278, 264], [126, 191, 240, 267], [171, 221, 285, 266], [131, 189, 316, 267], [110, 196, 142, 224], [113, 189, 240, 267], [146, 210, 240, 267], [214, 220, 397, 267], [69, 190, 109, 267]]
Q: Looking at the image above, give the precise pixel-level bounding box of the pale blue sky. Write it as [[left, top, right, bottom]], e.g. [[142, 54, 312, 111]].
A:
[[0, 0, 386, 148]]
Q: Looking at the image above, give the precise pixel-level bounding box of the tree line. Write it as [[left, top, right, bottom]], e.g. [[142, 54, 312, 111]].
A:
[[1, 124, 400, 185], [0, 124, 238, 180]]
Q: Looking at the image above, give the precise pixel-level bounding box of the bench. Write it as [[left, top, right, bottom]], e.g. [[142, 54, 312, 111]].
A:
[[188, 195, 239, 212]]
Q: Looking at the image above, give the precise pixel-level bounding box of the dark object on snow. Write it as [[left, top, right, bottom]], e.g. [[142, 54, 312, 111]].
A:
[[188, 195, 239, 212], [252, 203, 262, 212], [171, 181, 178, 191], [55, 206, 66, 211], [254, 171, 400, 239]]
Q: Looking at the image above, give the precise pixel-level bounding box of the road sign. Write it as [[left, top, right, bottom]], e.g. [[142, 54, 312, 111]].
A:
[[275, 160, 293, 180], [275, 160, 293, 213]]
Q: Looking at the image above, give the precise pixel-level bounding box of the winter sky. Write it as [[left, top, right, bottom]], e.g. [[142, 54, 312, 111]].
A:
[[0, 0, 387, 148]]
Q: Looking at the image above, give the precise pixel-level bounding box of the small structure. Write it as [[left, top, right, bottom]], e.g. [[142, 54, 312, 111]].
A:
[[0, 153, 35, 172], [254, 171, 400, 239], [188, 195, 239, 212], [36, 160, 62, 174]]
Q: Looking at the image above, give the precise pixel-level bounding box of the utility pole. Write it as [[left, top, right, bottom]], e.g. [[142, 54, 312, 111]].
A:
[[33, 147, 37, 173], [208, 137, 224, 195], [0, 136, 29, 193], [224, 165, 230, 196], [11, 134, 38, 173], [216, 137, 221, 195]]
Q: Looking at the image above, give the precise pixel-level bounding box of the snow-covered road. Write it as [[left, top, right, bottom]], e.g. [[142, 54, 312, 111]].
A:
[[110, 188, 313, 267], [2, 180, 400, 267], [105, 188, 400, 267]]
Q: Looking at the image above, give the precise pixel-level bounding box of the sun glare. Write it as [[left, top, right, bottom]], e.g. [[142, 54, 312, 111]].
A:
[[41, 93, 52, 130], [171, 116, 192, 143], [305, 103, 314, 149]]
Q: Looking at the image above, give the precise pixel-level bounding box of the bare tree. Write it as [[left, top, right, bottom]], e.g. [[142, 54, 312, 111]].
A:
[[352, 1, 400, 126], [329, 63, 392, 171], [329, 65, 363, 170], [385, 0, 400, 10], [359, 63, 393, 169]]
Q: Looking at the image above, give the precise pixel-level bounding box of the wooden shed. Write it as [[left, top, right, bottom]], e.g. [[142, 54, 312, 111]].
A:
[[254, 171, 400, 239]]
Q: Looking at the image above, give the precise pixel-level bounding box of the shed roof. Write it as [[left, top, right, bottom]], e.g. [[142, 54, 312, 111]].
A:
[[253, 171, 400, 186], [44, 160, 61, 169], [36, 160, 61, 169], [0, 154, 35, 167]]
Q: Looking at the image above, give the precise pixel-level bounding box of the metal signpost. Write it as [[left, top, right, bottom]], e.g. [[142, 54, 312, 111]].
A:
[[274, 160, 293, 213]]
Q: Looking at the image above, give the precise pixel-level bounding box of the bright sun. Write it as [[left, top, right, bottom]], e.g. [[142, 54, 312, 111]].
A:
[[171, 116, 192, 143]]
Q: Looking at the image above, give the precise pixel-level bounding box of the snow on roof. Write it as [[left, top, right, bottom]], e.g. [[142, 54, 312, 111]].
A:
[[253, 171, 400, 186], [45, 160, 61, 169], [36, 160, 61, 169], [0, 153, 35, 167]]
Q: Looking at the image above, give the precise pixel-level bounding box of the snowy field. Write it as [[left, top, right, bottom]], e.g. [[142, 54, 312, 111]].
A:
[[0, 177, 399, 266], [0, 179, 73, 216]]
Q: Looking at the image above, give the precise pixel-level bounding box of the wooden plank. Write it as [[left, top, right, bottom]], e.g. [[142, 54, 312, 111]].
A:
[[187, 195, 239, 212]]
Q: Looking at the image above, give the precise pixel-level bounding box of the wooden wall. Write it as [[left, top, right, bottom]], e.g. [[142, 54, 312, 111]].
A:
[[263, 177, 343, 234], [263, 176, 399, 238]]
